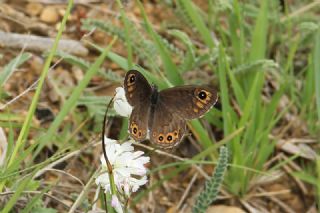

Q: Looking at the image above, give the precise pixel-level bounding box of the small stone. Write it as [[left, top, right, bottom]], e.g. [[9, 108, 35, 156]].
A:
[[26, 3, 43, 16], [40, 7, 59, 24], [206, 205, 246, 213], [92, 31, 106, 43]]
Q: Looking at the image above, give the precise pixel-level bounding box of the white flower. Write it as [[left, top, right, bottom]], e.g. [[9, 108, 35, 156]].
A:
[[96, 137, 150, 196], [114, 87, 132, 117], [111, 195, 123, 213]]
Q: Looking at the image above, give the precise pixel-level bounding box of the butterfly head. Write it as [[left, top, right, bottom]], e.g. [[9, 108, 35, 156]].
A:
[[150, 84, 159, 105]]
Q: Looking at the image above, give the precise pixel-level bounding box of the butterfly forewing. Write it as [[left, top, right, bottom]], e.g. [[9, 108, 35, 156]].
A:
[[124, 70, 153, 141], [124, 70, 152, 107], [158, 86, 218, 120]]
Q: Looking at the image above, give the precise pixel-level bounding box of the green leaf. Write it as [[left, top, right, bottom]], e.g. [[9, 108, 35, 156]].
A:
[[192, 146, 229, 212]]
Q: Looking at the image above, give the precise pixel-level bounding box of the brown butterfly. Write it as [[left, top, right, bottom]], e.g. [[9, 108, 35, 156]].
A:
[[124, 70, 218, 148]]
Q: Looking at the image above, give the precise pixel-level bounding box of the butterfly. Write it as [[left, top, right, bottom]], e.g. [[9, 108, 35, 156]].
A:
[[124, 70, 218, 148]]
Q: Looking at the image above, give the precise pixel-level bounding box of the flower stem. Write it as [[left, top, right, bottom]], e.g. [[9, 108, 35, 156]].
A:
[[102, 95, 117, 195]]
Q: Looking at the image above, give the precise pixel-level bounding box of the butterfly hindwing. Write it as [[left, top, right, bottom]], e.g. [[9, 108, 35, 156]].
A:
[[129, 102, 150, 142], [149, 101, 187, 148]]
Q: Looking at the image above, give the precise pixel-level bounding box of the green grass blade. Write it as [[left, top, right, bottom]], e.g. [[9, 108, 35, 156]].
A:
[[229, 0, 245, 65], [218, 45, 233, 136], [69, 170, 97, 213], [249, 0, 268, 61], [107, 51, 129, 70], [238, 75, 260, 127], [228, 70, 245, 109], [317, 156, 320, 208], [21, 186, 51, 213], [244, 0, 268, 93], [302, 55, 314, 105], [54, 51, 91, 70], [2, 175, 32, 213], [188, 120, 215, 153], [116, 0, 133, 69], [195, 127, 244, 160], [292, 171, 318, 185], [137, 1, 183, 86], [177, 0, 215, 49], [314, 29, 320, 120], [0, 52, 32, 87]]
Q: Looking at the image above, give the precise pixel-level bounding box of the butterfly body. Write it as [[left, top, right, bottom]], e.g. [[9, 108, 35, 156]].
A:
[[124, 70, 218, 148]]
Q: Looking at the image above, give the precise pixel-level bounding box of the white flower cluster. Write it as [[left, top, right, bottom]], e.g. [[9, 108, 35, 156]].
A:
[[96, 137, 150, 196], [96, 87, 149, 212]]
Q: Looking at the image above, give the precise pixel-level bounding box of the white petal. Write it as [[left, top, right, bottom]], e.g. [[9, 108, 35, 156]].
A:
[[114, 167, 131, 178], [114, 87, 132, 117], [115, 87, 126, 98], [128, 176, 148, 192], [111, 195, 123, 213], [120, 142, 134, 152], [95, 173, 111, 193], [132, 151, 144, 158], [104, 136, 118, 144], [123, 181, 130, 196]]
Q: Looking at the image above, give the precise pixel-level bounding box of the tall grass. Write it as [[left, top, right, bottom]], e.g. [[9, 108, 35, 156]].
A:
[[0, 1, 74, 211], [0, 0, 319, 211]]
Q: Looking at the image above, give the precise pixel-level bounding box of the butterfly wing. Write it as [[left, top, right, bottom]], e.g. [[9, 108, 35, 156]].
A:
[[129, 102, 150, 141], [158, 85, 218, 120], [149, 101, 187, 148], [149, 85, 217, 148], [124, 70, 152, 141], [124, 70, 152, 106]]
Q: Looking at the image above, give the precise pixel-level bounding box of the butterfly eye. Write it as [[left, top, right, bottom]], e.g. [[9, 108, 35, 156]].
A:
[[198, 91, 207, 100], [129, 75, 135, 83]]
